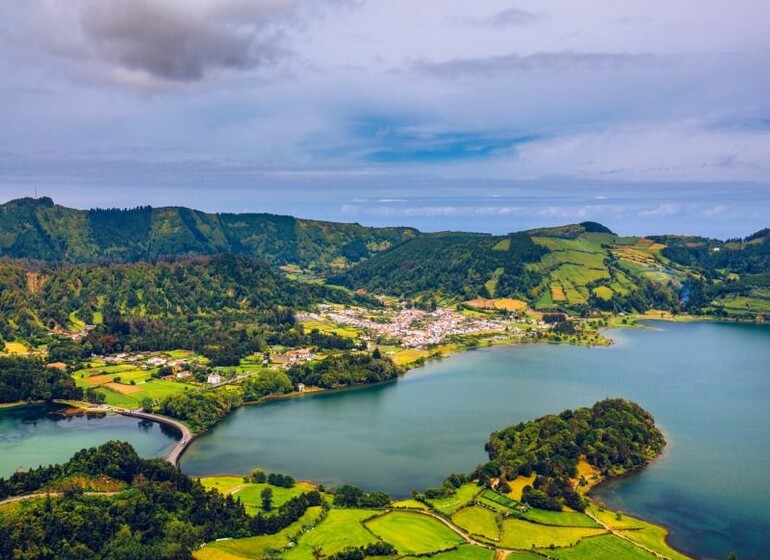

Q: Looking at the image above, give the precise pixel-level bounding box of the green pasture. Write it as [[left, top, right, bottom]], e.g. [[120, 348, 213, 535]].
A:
[[392, 499, 429, 510], [284, 509, 380, 559], [619, 521, 693, 560], [402, 544, 495, 560], [427, 483, 482, 515], [199, 476, 244, 495], [521, 508, 600, 528], [452, 505, 499, 540], [234, 483, 314, 516], [545, 534, 657, 560], [499, 518, 606, 549], [195, 506, 325, 560], [301, 319, 360, 339], [365, 511, 464, 555]]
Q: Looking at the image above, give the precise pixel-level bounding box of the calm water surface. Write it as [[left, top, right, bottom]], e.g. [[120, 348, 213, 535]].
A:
[[181, 322, 770, 559], [0, 404, 178, 476]]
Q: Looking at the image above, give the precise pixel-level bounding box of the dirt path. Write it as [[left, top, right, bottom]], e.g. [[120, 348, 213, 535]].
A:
[[0, 492, 119, 506]]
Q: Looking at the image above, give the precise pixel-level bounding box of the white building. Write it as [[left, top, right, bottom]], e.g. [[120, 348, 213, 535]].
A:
[[207, 372, 222, 385]]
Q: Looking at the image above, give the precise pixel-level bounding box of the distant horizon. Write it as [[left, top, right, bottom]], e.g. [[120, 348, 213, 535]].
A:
[[2, 192, 766, 241], [2, 2, 768, 242]]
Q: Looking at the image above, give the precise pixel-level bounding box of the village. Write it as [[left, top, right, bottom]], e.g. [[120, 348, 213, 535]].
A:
[[301, 304, 531, 348]]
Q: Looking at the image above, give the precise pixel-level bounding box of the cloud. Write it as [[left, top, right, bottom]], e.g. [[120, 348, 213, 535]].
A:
[[10, 0, 349, 90], [453, 7, 543, 28], [485, 7, 542, 27], [78, 0, 288, 83], [412, 51, 666, 80]]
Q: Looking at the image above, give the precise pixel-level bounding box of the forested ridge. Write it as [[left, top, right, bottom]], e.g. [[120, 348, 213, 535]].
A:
[[1, 197, 768, 318], [0, 254, 375, 342], [0, 197, 416, 271]]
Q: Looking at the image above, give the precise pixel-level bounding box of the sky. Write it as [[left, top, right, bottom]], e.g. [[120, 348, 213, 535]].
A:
[[1, 0, 769, 238]]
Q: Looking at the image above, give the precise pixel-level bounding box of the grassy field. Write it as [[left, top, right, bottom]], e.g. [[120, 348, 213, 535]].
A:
[[233, 483, 316, 516], [3, 341, 28, 354], [586, 505, 644, 529], [499, 518, 606, 549], [390, 348, 431, 366], [521, 508, 600, 528], [301, 319, 360, 339], [465, 298, 528, 312], [392, 499, 429, 510], [68, 311, 86, 330], [427, 483, 482, 515], [452, 506, 499, 540], [545, 534, 657, 560], [619, 520, 694, 560], [365, 512, 464, 555], [195, 506, 325, 560], [402, 544, 495, 560], [199, 476, 245, 495], [283, 509, 380, 559], [507, 474, 536, 500]]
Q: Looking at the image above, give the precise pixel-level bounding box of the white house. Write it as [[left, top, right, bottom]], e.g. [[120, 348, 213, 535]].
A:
[[297, 383, 306, 392], [207, 372, 222, 385]]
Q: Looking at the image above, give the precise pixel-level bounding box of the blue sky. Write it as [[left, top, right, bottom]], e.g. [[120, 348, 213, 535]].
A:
[[1, 0, 768, 238]]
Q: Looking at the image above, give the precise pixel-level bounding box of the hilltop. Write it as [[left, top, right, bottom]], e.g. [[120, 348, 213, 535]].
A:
[[0, 197, 417, 272], [1, 198, 768, 318]]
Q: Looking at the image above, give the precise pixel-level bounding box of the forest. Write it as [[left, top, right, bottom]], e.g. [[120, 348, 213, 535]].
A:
[[0, 441, 255, 559], [287, 350, 401, 389], [0, 197, 416, 271], [483, 399, 666, 511], [0, 356, 81, 403]]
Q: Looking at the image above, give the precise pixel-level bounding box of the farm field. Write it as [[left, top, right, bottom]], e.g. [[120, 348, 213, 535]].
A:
[[426, 483, 482, 514], [301, 319, 360, 338], [392, 499, 428, 509], [465, 298, 528, 312], [199, 476, 317, 515], [402, 544, 495, 560], [283, 509, 380, 559], [618, 521, 693, 560], [545, 534, 657, 560], [452, 505, 499, 540], [521, 508, 600, 528], [365, 511, 464, 555], [499, 518, 606, 549], [195, 506, 325, 560], [234, 483, 318, 516]]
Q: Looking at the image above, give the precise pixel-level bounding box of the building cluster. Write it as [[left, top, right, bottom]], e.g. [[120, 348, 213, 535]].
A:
[[320, 307, 508, 348]]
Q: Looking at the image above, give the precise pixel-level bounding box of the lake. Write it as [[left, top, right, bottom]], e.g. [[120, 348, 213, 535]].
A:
[[180, 322, 770, 560], [0, 404, 179, 476]]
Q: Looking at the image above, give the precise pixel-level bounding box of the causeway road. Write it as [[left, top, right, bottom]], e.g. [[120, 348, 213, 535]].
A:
[[108, 407, 193, 466]]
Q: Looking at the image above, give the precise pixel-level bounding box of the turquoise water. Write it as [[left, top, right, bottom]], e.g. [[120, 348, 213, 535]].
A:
[[181, 322, 770, 559], [0, 404, 179, 476]]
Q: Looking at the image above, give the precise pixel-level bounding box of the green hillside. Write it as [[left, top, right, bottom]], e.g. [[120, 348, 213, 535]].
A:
[[1, 198, 767, 317], [332, 222, 687, 312], [0, 197, 417, 272], [333, 222, 770, 317], [0, 255, 375, 345]]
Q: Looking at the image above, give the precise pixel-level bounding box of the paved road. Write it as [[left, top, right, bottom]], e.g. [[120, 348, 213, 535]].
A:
[[112, 408, 194, 466]]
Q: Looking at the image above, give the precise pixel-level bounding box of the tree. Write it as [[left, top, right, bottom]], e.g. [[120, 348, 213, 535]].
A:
[[140, 397, 153, 413], [311, 544, 326, 560], [261, 487, 273, 512]]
